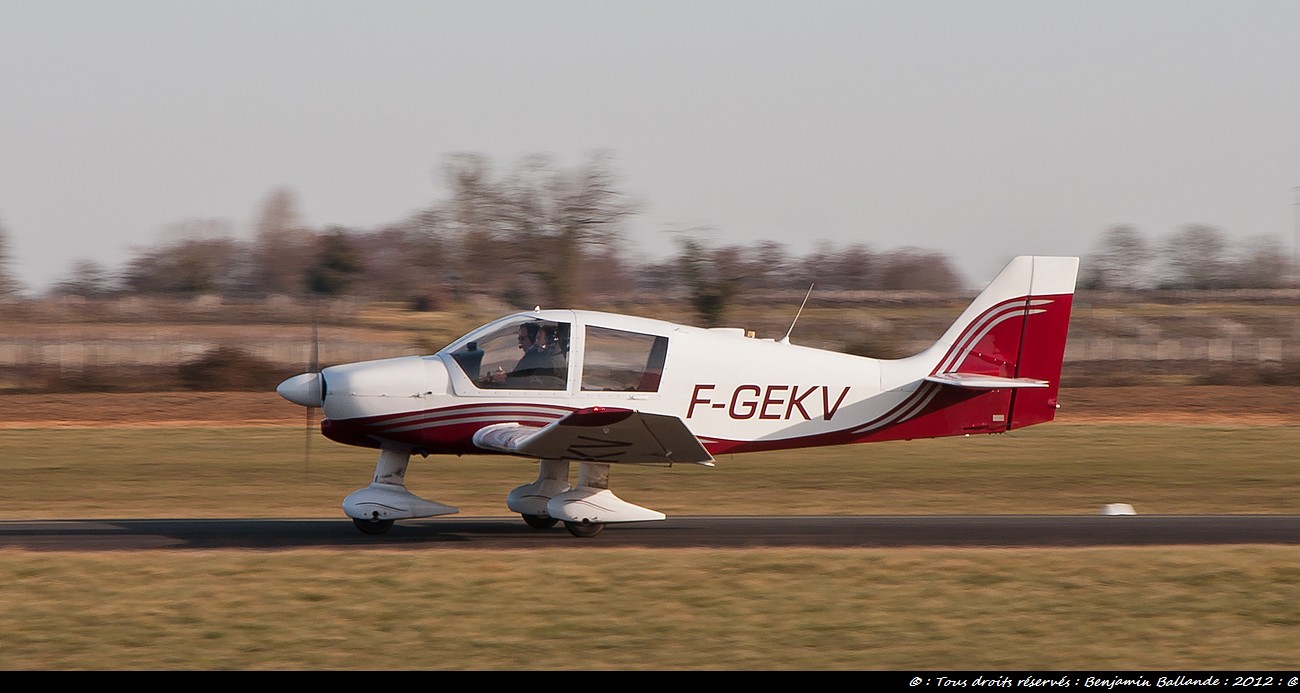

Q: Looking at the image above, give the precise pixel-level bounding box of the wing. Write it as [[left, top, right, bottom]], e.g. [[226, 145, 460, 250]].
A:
[[471, 407, 715, 466]]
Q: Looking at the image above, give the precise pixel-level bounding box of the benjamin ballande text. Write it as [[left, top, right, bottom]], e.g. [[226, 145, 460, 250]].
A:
[[908, 675, 1299, 689]]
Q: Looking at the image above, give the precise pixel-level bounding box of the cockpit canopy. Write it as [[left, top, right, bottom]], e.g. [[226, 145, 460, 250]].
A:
[[441, 313, 669, 393], [449, 317, 570, 390]]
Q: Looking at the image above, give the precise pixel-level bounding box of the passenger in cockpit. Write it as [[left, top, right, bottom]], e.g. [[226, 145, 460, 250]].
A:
[[486, 323, 566, 388]]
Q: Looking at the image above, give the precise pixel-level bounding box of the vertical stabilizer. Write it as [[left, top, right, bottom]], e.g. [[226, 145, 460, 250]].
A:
[[892, 256, 1079, 435], [1005, 256, 1079, 428]]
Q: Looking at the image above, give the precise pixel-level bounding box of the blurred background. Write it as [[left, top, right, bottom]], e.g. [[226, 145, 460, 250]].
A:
[[4, 2, 1300, 397], [1, 159, 1297, 395]]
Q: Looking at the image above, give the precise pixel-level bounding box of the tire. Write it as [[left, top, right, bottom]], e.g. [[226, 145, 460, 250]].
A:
[[564, 520, 605, 538], [521, 514, 559, 529], [352, 517, 395, 535]]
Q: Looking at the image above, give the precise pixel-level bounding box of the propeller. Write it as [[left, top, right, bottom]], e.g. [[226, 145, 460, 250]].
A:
[[274, 306, 327, 475], [305, 319, 319, 474]]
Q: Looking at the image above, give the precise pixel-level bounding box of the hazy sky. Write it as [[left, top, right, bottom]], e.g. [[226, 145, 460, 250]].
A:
[[3, 0, 1299, 293]]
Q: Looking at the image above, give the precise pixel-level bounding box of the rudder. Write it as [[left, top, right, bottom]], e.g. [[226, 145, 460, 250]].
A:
[[1007, 256, 1079, 428], [895, 256, 1079, 435]]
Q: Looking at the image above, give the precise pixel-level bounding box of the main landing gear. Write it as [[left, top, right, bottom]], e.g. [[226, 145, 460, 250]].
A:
[[341, 450, 666, 539], [507, 459, 665, 537]]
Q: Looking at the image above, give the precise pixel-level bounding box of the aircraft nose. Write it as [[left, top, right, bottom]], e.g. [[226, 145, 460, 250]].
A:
[[316, 356, 447, 421], [276, 372, 324, 408]]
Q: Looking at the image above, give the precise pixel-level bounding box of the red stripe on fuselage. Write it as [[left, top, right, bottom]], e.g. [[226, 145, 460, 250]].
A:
[[321, 402, 576, 452]]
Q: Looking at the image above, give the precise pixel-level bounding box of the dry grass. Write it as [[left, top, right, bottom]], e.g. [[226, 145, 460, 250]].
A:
[[2, 547, 1298, 669], [3, 424, 1300, 518], [2, 408, 1300, 669]]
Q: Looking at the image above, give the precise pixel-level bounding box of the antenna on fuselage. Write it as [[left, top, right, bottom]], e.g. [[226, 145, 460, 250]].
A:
[[779, 284, 814, 345]]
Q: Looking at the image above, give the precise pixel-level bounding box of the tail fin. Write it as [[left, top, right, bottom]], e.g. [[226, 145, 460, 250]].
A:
[[905, 255, 1079, 430]]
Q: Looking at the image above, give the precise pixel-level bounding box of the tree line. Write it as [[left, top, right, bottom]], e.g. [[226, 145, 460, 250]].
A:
[[1, 153, 1296, 325], [1081, 224, 1295, 290], [0, 153, 968, 324]]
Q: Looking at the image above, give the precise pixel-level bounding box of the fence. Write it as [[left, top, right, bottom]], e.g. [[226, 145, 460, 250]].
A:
[[1065, 338, 1297, 364], [0, 339, 421, 370], [3, 337, 1296, 370]]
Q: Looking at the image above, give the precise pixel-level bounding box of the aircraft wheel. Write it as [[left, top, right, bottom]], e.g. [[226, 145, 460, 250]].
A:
[[521, 514, 559, 529], [352, 517, 395, 535], [564, 520, 605, 538]]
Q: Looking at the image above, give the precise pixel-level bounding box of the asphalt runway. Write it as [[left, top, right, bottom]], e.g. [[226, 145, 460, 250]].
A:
[[2, 515, 1300, 550]]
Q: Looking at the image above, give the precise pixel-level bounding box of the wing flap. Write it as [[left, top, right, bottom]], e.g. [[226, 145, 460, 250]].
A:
[[924, 373, 1050, 389], [472, 407, 715, 466]]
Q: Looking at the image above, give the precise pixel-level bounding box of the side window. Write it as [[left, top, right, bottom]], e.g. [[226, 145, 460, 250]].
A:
[[450, 319, 569, 390], [581, 326, 668, 392]]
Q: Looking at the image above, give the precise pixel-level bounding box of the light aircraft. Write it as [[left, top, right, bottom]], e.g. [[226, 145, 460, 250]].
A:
[[277, 255, 1079, 537]]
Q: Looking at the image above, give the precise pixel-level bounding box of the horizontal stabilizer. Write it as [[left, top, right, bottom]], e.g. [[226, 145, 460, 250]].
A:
[[924, 373, 1050, 389], [473, 407, 715, 466]]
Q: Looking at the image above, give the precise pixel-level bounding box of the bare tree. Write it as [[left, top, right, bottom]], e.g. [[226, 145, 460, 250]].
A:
[[1160, 225, 1230, 289], [741, 240, 792, 291], [504, 151, 639, 306], [876, 247, 962, 291], [575, 246, 638, 304], [794, 241, 836, 291], [836, 243, 877, 290], [439, 153, 514, 296], [53, 259, 117, 297], [121, 236, 244, 295], [343, 223, 449, 304], [0, 215, 20, 297], [428, 151, 638, 306], [251, 188, 314, 295], [306, 228, 363, 296], [793, 241, 880, 291], [674, 236, 748, 326], [1228, 234, 1291, 289], [1082, 224, 1153, 290]]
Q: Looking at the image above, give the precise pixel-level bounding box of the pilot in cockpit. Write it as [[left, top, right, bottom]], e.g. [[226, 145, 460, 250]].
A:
[[485, 322, 566, 388]]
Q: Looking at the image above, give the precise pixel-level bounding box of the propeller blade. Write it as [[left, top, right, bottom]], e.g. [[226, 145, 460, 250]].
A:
[[306, 316, 320, 476], [305, 403, 314, 476], [310, 321, 319, 375]]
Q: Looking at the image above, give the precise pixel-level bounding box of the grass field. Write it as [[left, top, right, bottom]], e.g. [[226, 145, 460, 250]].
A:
[[3, 423, 1298, 517], [3, 546, 1299, 670], [1, 422, 1299, 669]]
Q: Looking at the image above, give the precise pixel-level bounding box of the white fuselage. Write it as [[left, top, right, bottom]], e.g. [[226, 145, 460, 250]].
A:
[[315, 310, 919, 455]]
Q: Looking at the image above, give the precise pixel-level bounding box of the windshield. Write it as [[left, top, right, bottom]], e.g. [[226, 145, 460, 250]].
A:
[[448, 317, 570, 390]]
